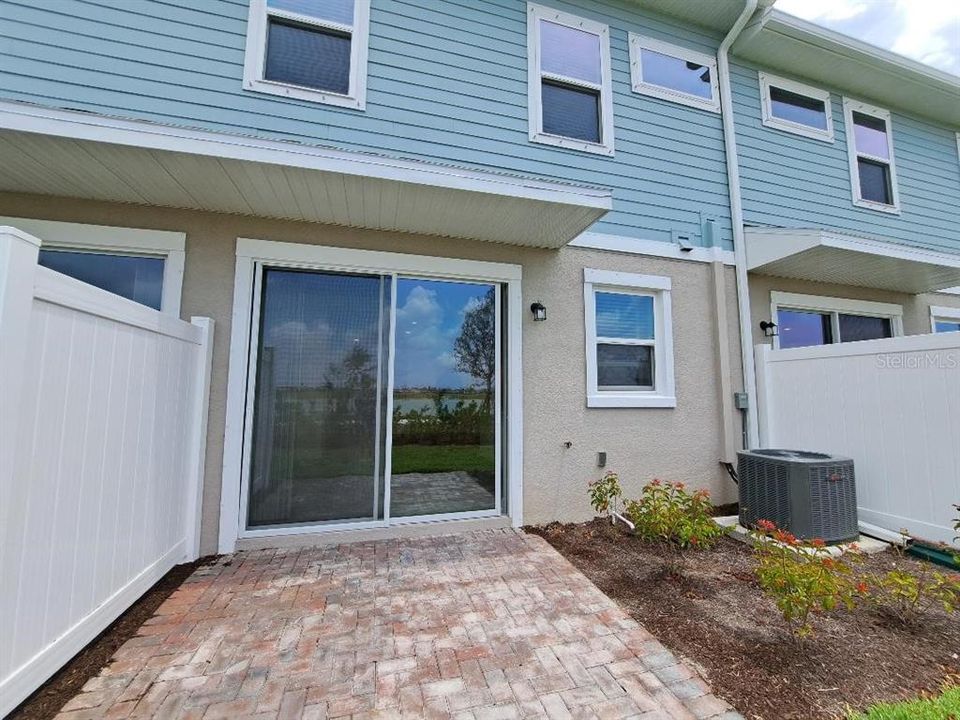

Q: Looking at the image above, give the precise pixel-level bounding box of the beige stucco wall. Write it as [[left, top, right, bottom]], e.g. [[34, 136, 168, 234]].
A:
[[0, 192, 744, 555], [748, 272, 960, 346]]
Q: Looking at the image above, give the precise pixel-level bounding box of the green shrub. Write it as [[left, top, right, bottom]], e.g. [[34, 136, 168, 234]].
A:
[[846, 684, 960, 720], [750, 520, 863, 639], [588, 471, 623, 519], [624, 480, 728, 574], [867, 534, 960, 623]]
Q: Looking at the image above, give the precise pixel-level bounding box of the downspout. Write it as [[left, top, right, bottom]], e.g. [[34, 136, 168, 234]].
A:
[[717, 0, 771, 449]]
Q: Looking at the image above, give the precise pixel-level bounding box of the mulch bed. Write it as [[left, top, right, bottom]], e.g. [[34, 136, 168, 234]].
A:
[[8, 559, 212, 720], [527, 519, 960, 720]]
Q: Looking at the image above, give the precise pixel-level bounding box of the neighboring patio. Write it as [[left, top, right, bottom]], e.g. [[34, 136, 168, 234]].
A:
[[52, 530, 739, 720]]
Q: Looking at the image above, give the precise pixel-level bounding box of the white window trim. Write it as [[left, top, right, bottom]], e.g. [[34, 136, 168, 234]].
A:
[[770, 291, 903, 350], [758, 71, 833, 142], [842, 97, 900, 214], [218, 238, 524, 552], [243, 0, 370, 110], [527, 3, 615, 156], [930, 305, 960, 332], [0, 216, 185, 316], [583, 268, 675, 408], [628, 34, 720, 113]]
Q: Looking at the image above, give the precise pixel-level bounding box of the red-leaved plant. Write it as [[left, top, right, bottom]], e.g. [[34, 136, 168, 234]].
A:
[[750, 520, 864, 639]]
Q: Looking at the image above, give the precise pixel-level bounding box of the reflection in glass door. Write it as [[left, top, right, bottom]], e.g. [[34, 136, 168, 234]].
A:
[[246, 269, 390, 528], [389, 278, 499, 519]]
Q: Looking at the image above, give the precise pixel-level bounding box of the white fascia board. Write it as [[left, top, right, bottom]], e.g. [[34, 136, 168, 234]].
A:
[[765, 11, 960, 91], [0, 100, 612, 212]]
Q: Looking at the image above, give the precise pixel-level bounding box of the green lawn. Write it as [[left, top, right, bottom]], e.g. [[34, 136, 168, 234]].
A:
[[847, 686, 960, 720], [391, 444, 494, 475]]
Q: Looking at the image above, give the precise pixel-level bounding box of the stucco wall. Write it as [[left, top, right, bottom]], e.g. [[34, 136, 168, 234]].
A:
[[0, 192, 743, 554], [748, 272, 960, 345]]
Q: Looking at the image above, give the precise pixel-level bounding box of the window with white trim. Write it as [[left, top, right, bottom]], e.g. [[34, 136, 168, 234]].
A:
[[0, 216, 186, 315], [0, 217, 186, 317], [243, 0, 371, 110], [628, 35, 719, 113], [843, 98, 899, 212], [771, 292, 903, 350], [527, 3, 614, 155], [584, 269, 675, 408], [930, 305, 960, 333], [758, 72, 833, 142]]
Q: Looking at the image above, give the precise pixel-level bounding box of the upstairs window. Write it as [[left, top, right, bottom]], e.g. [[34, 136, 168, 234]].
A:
[[243, 0, 371, 109], [527, 4, 614, 155], [758, 72, 833, 142], [629, 35, 719, 113], [843, 98, 900, 212]]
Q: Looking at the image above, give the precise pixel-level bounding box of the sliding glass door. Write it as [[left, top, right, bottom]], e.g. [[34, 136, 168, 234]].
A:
[[389, 278, 499, 519], [243, 268, 501, 531], [247, 269, 390, 527]]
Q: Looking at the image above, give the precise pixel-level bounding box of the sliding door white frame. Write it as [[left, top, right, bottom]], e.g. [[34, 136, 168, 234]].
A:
[[218, 238, 523, 553]]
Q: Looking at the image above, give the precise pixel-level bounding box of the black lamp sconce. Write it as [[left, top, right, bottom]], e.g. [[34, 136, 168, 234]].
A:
[[530, 302, 547, 321], [759, 320, 778, 338]]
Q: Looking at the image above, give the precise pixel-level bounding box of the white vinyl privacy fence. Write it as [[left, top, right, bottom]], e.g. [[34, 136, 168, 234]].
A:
[[755, 333, 960, 545], [0, 227, 214, 716]]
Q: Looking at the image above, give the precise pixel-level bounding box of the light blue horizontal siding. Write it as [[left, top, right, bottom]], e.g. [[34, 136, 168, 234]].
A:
[[0, 0, 734, 249], [731, 61, 960, 256]]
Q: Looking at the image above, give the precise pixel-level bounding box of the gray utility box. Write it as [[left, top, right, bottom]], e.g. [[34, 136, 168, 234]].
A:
[[738, 449, 858, 544]]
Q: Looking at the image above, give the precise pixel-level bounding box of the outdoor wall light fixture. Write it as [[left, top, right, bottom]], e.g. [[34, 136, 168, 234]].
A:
[[759, 320, 778, 338], [530, 302, 547, 321]]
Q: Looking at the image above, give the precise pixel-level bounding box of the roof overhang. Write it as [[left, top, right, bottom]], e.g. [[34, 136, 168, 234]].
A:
[[733, 11, 960, 127], [0, 101, 612, 249], [746, 227, 960, 294]]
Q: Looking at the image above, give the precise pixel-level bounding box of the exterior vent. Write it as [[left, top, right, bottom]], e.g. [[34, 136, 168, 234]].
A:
[[738, 449, 858, 544]]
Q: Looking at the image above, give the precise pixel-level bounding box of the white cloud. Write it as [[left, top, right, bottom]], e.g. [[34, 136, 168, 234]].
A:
[[776, 0, 960, 76], [394, 285, 472, 389]]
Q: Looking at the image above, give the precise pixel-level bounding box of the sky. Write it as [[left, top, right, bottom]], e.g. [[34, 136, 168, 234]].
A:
[[776, 0, 960, 76]]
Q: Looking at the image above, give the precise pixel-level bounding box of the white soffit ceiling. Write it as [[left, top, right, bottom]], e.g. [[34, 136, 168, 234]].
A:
[[735, 12, 960, 127], [746, 228, 960, 294], [0, 102, 612, 249]]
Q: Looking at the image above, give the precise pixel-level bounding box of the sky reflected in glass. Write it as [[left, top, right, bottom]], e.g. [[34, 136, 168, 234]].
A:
[[777, 309, 832, 349], [770, 86, 828, 130], [640, 48, 712, 98]]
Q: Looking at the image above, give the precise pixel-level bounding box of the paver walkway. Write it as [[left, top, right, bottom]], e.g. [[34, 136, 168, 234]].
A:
[[57, 529, 741, 719]]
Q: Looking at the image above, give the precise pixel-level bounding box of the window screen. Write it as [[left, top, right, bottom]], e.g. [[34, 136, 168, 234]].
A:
[[265, 19, 351, 94]]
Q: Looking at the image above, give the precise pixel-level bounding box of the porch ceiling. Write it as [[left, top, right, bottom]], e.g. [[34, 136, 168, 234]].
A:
[[0, 102, 612, 249], [745, 227, 960, 294]]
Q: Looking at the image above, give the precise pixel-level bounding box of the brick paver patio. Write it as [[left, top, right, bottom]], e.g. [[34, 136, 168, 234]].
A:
[[57, 529, 741, 719]]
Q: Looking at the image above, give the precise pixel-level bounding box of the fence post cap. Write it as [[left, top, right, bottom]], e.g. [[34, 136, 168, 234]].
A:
[[0, 225, 42, 248]]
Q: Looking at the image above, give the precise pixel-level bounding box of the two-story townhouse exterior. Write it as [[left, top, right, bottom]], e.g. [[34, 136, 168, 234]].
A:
[[0, 0, 958, 557]]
